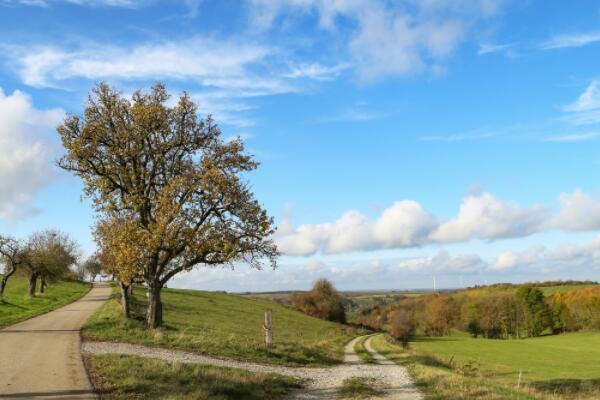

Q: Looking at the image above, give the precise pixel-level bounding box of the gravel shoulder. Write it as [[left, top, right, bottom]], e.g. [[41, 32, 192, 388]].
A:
[[83, 334, 422, 399]]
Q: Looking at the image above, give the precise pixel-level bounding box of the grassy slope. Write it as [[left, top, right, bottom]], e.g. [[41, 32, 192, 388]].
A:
[[372, 331, 600, 399], [85, 354, 302, 400], [0, 276, 90, 328], [83, 286, 364, 366]]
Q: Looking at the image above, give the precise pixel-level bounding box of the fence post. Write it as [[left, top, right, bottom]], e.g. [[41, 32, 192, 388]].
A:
[[264, 309, 273, 348]]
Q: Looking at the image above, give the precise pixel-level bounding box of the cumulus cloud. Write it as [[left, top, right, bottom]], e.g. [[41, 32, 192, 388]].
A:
[[430, 193, 549, 243], [0, 88, 63, 220], [549, 189, 600, 231], [276, 190, 600, 256], [248, 0, 503, 81], [276, 201, 436, 256], [169, 234, 600, 291]]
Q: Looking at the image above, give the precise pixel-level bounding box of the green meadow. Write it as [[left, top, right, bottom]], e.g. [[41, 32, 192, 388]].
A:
[[371, 331, 600, 399]]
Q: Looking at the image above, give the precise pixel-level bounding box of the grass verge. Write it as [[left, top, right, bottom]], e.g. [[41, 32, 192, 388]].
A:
[[0, 277, 91, 328], [84, 354, 302, 400], [337, 377, 384, 399], [83, 285, 364, 366]]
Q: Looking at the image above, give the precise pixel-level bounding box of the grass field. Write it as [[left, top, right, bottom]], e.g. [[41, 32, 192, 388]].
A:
[[85, 354, 302, 400], [538, 284, 599, 295], [0, 276, 90, 328], [83, 286, 365, 366], [371, 331, 600, 399]]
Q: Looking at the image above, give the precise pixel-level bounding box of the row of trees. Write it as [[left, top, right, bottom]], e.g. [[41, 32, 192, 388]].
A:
[[57, 83, 277, 328], [357, 283, 600, 344], [0, 230, 102, 298]]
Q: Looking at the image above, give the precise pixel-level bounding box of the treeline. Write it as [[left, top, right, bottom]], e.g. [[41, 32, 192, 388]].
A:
[[356, 281, 600, 344]]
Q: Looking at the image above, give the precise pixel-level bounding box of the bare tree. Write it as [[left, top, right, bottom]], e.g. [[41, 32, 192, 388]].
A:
[[0, 235, 28, 298]]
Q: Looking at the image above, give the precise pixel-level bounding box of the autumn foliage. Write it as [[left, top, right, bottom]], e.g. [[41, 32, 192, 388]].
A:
[[292, 279, 346, 323], [356, 281, 600, 341]]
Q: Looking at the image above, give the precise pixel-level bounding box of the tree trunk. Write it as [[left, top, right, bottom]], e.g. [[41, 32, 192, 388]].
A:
[[28, 273, 38, 297], [146, 283, 163, 328], [119, 281, 130, 318], [0, 265, 16, 297], [39, 276, 46, 294]]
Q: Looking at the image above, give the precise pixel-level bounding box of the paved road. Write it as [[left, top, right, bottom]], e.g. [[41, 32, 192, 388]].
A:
[[0, 283, 112, 399]]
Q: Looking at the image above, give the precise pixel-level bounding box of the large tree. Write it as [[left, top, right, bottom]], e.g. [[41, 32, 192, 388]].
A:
[[58, 83, 278, 328]]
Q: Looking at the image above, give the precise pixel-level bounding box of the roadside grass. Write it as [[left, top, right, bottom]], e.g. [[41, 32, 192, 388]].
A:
[[337, 377, 384, 399], [371, 332, 600, 399], [0, 276, 90, 328], [83, 286, 364, 366], [353, 335, 376, 364], [84, 354, 302, 400]]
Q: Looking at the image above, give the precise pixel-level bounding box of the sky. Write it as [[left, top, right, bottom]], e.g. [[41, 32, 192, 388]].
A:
[[2, 0, 600, 292]]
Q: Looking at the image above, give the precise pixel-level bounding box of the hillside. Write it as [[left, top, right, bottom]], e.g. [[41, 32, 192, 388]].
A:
[[83, 285, 365, 366], [0, 276, 91, 328]]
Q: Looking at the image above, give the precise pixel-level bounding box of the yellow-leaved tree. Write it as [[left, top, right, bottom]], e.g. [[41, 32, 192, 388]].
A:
[[58, 83, 278, 328]]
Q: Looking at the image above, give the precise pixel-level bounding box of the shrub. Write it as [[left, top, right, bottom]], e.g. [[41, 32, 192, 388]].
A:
[[292, 279, 346, 323]]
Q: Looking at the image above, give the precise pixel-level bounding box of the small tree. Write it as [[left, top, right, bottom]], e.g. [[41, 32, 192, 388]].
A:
[[58, 83, 277, 328], [82, 254, 104, 282], [22, 230, 78, 296], [389, 309, 416, 347], [0, 235, 28, 297], [292, 279, 346, 323]]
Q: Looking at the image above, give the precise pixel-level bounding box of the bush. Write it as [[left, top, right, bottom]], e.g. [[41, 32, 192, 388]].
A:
[[292, 279, 346, 323]]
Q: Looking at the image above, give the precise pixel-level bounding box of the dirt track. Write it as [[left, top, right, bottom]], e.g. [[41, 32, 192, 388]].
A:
[[0, 283, 112, 399], [83, 334, 422, 399]]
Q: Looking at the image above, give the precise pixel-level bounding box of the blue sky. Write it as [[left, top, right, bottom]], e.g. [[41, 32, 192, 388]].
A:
[[2, 0, 600, 291]]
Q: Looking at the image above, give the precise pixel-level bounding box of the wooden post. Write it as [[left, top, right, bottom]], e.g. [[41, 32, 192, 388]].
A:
[[264, 309, 273, 348]]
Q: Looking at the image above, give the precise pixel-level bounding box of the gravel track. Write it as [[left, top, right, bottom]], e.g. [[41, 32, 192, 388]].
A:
[[82, 334, 421, 399]]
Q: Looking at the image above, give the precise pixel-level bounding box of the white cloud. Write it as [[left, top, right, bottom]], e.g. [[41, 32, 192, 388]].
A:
[[541, 32, 600, 50], [549, 189, 600, 231], [491, 250, 518, 270], [564, 80, 600, 112], [248, 0, 502, 81], [276, 189, 600, 257], [544, 132, 600, 142], [0, 88, 63, 220], [283, 63, 349, 80], [13, 38, 271, 88], [478, 42, 513, 55], [373, 201, 437, 248], [276, 201, 437, 256], [430, 193, 548, 243]]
